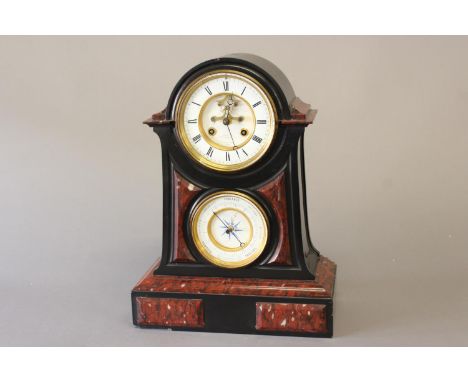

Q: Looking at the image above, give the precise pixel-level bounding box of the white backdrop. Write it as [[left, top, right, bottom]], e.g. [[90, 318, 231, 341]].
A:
[[1, 36, 467, 345]]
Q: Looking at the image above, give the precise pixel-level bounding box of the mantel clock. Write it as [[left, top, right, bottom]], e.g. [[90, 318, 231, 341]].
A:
[[131, 54, 337, 337]]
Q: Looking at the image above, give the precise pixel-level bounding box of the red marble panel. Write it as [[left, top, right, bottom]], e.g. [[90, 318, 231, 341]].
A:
[[256, 171, 292, 265], [173, 170, 293, 265], [133, 255, 336, 299], [172, 171, 200, 263], [255, 302, 327, 334], [314, 256, 336, 296], [134, 297, 204, 327], [143, 108, 172, 126]]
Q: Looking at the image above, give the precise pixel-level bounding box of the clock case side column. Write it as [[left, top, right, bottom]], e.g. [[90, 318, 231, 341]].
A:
[[151, 123, 177, 268], [281, 123, 320, 277]]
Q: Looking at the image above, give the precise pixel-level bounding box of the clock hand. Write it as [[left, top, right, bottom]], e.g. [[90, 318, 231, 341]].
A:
[[211, 115, 244, 122], [222, 105, 238, 149], [226, 123, 237, 150]]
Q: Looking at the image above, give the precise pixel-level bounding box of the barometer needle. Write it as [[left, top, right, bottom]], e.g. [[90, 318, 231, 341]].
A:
[[231, 231, 245, 247], [212, 211, 244, 246], [213, 211, 229, 229]]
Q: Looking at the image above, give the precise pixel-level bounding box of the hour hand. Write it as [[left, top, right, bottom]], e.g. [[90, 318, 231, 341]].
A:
[[210, 115, 244, 123]]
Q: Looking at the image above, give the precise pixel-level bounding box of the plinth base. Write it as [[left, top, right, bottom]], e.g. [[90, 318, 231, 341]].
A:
[[131, 256, 336, 337]]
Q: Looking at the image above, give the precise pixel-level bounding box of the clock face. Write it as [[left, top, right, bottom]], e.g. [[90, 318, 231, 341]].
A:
[[175, 70, 277, 172], [190, 191, 269, 268]]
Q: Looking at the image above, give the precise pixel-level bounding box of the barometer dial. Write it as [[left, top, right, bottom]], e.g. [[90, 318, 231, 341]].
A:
[[190, 191, 269, 268]]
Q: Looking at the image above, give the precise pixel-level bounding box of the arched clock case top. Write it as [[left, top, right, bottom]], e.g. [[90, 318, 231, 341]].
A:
[[166, 55, 293, 121], [132, 54, 337, 338]]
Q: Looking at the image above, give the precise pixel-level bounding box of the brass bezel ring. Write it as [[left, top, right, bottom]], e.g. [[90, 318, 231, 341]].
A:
[[190, 191, 269, 268], [175, 70, 278, 172]]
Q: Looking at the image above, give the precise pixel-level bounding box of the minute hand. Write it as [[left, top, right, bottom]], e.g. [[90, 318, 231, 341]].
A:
[[224, 111, 237, 148], [226, 122, 237, 149]]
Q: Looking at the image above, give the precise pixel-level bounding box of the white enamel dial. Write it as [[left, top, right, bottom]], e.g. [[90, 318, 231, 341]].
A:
[[175, 71, 277, 171], [190, 191, 269, 268]]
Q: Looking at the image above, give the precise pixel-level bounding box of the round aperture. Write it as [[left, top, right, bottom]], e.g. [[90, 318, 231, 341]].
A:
[[190, 191, 269, 268], [175, 70, 277, 172]]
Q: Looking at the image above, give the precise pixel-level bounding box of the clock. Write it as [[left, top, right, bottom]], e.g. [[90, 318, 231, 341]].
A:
[[131, 54, 337, 337], [175, 70, 277, 171]]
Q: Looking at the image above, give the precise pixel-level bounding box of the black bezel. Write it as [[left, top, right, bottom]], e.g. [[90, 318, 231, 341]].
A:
[[166, 64, 292, 178], [166, 57, 292, 122], [166, 124, 290, 186], [171, 68, 280, 175]]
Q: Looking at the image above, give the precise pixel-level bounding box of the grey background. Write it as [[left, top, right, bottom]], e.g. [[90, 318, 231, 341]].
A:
[[1, 36, 467, 346]]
